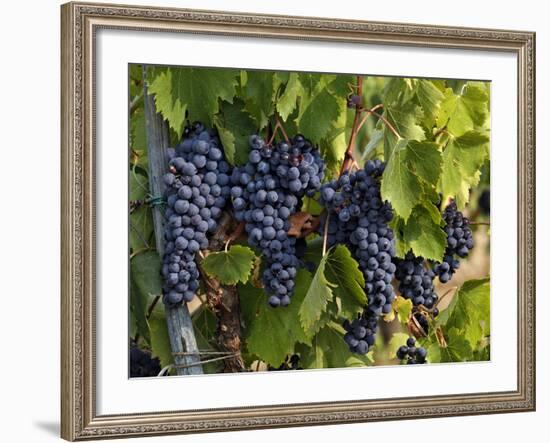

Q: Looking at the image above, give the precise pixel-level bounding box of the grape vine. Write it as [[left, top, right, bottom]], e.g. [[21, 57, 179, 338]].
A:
[[128, 65, 491, 374]]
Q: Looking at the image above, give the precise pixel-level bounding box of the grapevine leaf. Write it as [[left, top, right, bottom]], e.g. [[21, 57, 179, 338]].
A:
[[192, 306, 223, 373], [130, 251, 162, 345], [214, 99, 257, 165], [201, 245, 256, 285], [148, 69, 186, 137], [299, 251, 336, 337], [149, 310, 174, 369], [129, 171, 154, 251], [382, 78, 415, 106], [393, 296, 413, 325], [361, 128, 384, 162], [130, 108, 148, 168], [170, 67, 238, 129], [437, 83, 489, 136], [438, 130, 490, 208], [276, 73, 303, 121], [437, 327, 474, 362], [241, 270, 312, 366], [300, 322, 373, 369], [320, 104, 348, 174], [416, 80, 445, 127], [387, 332, 411, 360], [402, 205, 446, 261], [240, 71, 275, 129], [406, 141, 442, 185], [296, 87, 340, 143], [437, 278, 490, 349], [385, 102, 425, 142], [298, 73, 325, 97], [381, 139, 422, 221], [325, 245, 366, 318]]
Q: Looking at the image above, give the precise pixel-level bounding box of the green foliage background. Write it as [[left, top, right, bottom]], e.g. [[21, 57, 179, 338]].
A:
[[129, 64, 491, 372]]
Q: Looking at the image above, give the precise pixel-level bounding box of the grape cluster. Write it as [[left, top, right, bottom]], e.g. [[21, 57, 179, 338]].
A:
[[433, 201, 474, 283], [231, 134, 325, 307], [161, 122, 232, 307], [394, 251, 438, 309], [343, 311, 378, 355], [319, 160, 397, 354], [130, 343, 162, 377], [396, 337, 427, 365]]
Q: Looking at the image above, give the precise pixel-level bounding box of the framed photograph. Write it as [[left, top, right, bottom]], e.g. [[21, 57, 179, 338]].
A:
[[61, 1, 536, 440]]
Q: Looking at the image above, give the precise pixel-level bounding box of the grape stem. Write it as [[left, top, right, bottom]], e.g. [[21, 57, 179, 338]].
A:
[[434, 286, 458, 309], [267, 114, 291, 145], [339, 76, 364, 176], [356, 104, 401, 140], [224, 221, 246, 252], [469, 221, 490, 226]]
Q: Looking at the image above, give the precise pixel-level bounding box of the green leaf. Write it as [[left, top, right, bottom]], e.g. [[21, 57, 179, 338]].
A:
[[192, 306, 224, 373], [241, 270, 312, 366], [381, 139, 421, 221], [148, 69, 186, 137], [130, 108, 148, 168], [325, 245, 366, 318], [300, 322, 373, 369], [382, 78, 415, 106], [129, 170, 154, 251], [385, 102, 425, 142], [201, 245, 256, 285], [149, 67, 239, 137], [387, 332, 411, 360], [240, 71, 275, 129], [437, 327, 474, 362], [296, 87, 340, 143], [438, 130, 490, 208], [361, 128, 384, 162], [437, 83, 489, 136], [402, 205, 446, 261], [130, 251, 162, 345], [416, 80, 445, 127], [437, 278, 490, 349], [298, 251, 336, 337], [149, 310, 173, 369], [406, 141, 442, 185], [394, 296, 413, 325], [276, 73, 303, 121], [214, 99, 257, 165]]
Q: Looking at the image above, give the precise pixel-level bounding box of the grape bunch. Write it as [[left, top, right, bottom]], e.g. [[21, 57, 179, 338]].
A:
[[130, 343, 162, 377], [231, 134, 325, 307], [433, 201, 474, 283], [319, 160, 397, 354], [343, 311, 378, 355], [161, 122, 232, 307], [394, 251, 438, 309], [396, 337, 427, 365]]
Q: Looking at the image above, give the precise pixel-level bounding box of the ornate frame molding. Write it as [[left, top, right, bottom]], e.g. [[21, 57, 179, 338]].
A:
[[61, 2, 535, 440]]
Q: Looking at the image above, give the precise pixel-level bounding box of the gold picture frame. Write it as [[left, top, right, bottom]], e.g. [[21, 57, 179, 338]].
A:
[[61, 2, 536, 440]]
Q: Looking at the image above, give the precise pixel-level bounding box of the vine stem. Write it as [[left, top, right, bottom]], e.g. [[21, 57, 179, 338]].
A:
[[469, 221, 490, 226], [356, 104, 401, 140], [339, 76, 364, 176], [267, 114, 291, 145], [435, 286, 458, 309]]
